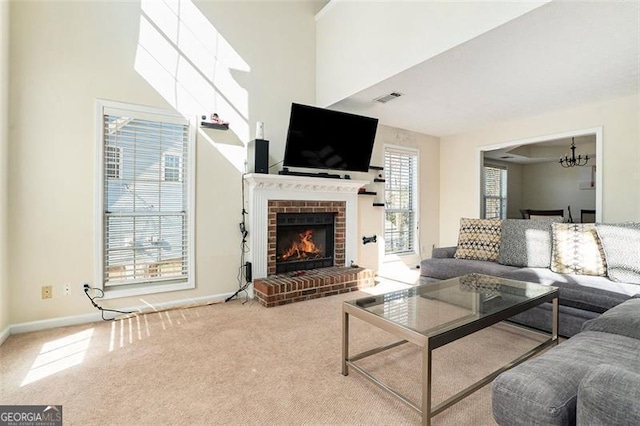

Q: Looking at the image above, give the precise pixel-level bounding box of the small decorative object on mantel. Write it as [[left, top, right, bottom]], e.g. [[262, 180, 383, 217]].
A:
[[255, 121, 265, 139], [200, 113, 229, 130]]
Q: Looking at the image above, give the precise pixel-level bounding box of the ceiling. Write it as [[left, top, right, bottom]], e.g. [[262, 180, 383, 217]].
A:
[[483, 134, 596, 165], [329, 1, 640, 138]]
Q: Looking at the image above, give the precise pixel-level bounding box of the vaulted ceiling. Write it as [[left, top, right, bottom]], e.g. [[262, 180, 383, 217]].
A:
[[329, 1, 640, 138]]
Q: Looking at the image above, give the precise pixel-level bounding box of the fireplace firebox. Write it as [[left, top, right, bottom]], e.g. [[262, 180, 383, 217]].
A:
[[276, 212, 336, 274]]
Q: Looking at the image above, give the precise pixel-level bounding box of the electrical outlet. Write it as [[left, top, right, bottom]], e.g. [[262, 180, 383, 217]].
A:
[[63, 283, 71, 296], [41, 285, 53, 299]]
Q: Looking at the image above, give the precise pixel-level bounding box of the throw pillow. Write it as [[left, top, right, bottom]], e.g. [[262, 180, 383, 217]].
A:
[[595, 222, 640, 284], [550, 223, 607, 276], [498, 218, 561, 267], [454, 218, 502, 262]]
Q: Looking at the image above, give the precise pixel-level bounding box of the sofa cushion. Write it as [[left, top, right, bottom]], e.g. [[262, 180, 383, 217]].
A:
[[419, 258, 519, 281], [577, 364, 640, 426], [550, 223, 607, 276], [454, 218, 502, 262], [595, 222, 640, 284], [502, 268, 636, 314], [581, 297, 640, 339], [492, 330, 640, 426], [431, 246, 457, 259], [507, 302, 601, 338], [498, 218, 559, 268]]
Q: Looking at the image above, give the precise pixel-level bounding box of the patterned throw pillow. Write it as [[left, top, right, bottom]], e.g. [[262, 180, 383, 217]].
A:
[[550, 223, 607, 276], [498, 218, 561, 267], [595, 223, 640, 284], [454, 218, 502, 262]]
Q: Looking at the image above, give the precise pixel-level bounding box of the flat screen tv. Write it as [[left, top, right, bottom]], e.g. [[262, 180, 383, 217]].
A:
[[282, 103, 378, 173]]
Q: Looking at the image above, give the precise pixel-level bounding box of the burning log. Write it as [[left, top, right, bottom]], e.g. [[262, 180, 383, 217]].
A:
[[278, 229, 323, 261]]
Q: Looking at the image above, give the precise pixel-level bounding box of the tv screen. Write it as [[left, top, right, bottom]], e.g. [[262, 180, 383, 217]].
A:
[[282, 103, 378, 173]]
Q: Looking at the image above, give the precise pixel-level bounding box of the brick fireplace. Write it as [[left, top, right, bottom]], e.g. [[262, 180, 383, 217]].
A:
[[268, 200, 344, 275], [244, 174, 376, 307]]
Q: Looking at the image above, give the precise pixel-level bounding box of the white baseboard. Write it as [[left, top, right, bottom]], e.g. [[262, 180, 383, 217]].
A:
[[11, 312, 104, 335], [6, 291, 240, 338], [0, 325, 10, 346]]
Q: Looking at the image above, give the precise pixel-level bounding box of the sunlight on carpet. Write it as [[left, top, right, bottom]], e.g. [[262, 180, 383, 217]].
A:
[[21, 328, 94, 387]]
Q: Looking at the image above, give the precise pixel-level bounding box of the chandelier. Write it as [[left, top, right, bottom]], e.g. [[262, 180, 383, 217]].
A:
[[559, 138, 589, 168]]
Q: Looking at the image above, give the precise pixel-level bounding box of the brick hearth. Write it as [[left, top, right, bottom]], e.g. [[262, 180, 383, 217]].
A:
[[253, 266, 375, 307]]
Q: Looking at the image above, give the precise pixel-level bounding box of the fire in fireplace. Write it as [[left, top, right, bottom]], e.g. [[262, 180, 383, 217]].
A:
[[276, 212, 335, 274]]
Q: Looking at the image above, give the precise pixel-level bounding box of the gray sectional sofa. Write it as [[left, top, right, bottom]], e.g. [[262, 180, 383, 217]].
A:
[[492, 297, 640, 425], [419, 219, 640, 337]]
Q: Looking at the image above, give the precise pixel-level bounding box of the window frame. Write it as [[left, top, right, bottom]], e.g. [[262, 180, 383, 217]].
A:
[[383, 144, 419, 257], [482, 163, 508, 220], [94, 99, 196, 299]]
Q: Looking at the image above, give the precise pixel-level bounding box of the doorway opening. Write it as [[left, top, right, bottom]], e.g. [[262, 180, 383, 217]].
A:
[[479, 127, 602, 223]]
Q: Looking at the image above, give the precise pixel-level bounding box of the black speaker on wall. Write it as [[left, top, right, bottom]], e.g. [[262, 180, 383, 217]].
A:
[[248, 139, 269, 174]]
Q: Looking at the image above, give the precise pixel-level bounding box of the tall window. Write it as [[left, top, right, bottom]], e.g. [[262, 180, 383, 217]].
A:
[[483, 164, 507, 219], [96, 100, 194, 296], [384, 146, 418, 255]]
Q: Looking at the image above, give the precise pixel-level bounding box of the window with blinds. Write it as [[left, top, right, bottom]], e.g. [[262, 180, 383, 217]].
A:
[[384, 147, 418, 255], [97, 101, 194, 293], [483, 165, 507, 219]]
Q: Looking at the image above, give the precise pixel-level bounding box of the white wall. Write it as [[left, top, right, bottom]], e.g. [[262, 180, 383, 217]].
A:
[[440, 95, 640, 246], [521, 161, 596, 221], [8, 1, 319, 324], [0, 0, 9, 335], [315, 1, 548, 107]]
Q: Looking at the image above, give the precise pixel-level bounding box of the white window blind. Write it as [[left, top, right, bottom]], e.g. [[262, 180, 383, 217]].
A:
[[384, 147, 418, 255], [483, 165, 507, 219], [101, 106, 191, 289]]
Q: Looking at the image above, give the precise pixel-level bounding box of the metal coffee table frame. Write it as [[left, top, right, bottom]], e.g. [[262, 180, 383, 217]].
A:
[[341, 276, 559, 426]]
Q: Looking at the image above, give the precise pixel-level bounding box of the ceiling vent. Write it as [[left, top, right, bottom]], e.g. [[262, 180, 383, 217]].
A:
[[374, 92, 402, 103]]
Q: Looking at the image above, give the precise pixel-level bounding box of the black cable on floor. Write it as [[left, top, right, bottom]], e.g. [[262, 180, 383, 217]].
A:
[[84, 285, 133, 321]]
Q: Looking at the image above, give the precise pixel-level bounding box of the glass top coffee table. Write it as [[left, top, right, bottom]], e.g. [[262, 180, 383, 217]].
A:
[[342, 273, 559, 426]]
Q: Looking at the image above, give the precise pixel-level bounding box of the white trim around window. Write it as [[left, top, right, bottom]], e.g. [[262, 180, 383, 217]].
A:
[[383, 144, 420, 258], [94, 99, 196, 299]]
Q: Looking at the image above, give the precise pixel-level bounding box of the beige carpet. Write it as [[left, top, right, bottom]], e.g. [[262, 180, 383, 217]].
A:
[[0, 289, 547, 425]]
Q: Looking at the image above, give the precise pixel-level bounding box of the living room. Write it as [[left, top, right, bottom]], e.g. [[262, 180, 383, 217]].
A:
[[1, 1, 639, 424]]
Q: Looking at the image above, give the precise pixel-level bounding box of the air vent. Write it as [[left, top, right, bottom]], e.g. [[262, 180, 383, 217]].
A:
[[374, 92, 402, 103]]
